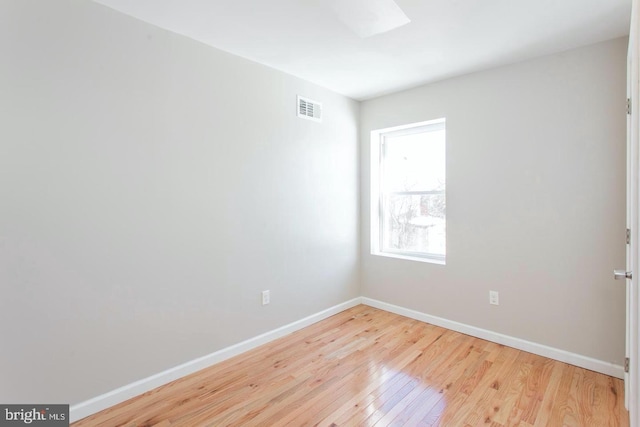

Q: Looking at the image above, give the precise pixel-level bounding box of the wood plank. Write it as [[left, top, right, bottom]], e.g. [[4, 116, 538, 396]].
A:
[[72, 305, 629, 427]]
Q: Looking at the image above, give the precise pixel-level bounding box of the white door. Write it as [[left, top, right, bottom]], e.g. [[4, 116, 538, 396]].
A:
[[624, 0, 639, 423]]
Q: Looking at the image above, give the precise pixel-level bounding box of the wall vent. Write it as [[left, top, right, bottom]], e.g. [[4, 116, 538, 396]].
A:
[[297, 95, 322, 122]]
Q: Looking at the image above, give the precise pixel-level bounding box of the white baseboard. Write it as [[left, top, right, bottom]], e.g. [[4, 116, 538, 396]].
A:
[[361, 297, 625, 380], [69, 297, 363, 423]]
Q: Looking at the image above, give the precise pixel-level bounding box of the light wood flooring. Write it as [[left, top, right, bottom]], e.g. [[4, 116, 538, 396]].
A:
[[73, 305, 628, 426]]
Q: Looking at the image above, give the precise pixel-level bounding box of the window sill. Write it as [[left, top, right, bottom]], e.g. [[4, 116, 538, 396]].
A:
[[371, 251, 446, 265]]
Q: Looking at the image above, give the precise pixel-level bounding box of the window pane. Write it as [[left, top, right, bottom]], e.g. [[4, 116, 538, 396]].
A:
[[383, 129, 445, 192], [372, 119, 446, 262], [383, 193, 446, 256]]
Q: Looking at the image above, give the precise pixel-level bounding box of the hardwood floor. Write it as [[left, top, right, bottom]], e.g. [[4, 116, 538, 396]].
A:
[[73, 305, 628, 426]]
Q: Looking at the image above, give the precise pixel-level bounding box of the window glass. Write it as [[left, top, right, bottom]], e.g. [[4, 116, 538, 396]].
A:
[[372, 120, 446, 263]]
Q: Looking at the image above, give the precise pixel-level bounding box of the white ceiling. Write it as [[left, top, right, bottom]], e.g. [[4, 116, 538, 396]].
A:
[[92, 0, 632, 101]]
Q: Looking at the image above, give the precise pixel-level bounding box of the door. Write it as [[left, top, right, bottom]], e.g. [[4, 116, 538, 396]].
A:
[[619, 50, 637, 413], [617, 0, 639, 420], [625, 0, 639, 423]]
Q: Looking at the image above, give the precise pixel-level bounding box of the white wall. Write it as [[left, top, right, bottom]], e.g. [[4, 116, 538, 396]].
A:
[[0, 0, 359, 404], [360, 38, 628, 365]]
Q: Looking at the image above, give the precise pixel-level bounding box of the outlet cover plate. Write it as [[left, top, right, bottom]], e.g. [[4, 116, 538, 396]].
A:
[[489, 291, 499, 305]]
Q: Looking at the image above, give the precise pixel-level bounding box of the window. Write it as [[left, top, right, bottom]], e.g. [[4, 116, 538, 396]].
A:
[[371, 119, 446, 263]]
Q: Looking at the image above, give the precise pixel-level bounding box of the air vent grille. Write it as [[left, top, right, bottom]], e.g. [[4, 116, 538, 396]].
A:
[[297, 96, 322, 122]]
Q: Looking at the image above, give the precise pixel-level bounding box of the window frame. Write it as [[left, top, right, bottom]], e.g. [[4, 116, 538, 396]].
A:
[[370, 118, 446, 265]]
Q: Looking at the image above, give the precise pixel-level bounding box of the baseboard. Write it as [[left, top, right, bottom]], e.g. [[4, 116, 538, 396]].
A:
[[69, 297, 363, 423], [362, 297, 625, 379]]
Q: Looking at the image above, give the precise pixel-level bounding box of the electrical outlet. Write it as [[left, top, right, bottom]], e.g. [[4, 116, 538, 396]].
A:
[[262, 290, 270, 306], [489, 290, 499, 305]]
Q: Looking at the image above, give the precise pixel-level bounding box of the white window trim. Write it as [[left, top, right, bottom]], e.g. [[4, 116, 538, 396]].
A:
[[370, 118, 446, 265]]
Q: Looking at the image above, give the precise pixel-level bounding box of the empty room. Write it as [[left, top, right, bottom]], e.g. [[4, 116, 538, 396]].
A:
[[2, 0, 639, 426]]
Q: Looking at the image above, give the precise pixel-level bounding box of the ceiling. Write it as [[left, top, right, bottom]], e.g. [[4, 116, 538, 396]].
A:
[[92, 0, 632, 101]]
